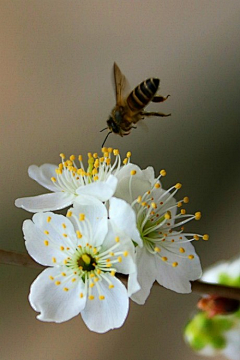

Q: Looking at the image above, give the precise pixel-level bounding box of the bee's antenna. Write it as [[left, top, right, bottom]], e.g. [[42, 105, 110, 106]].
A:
[[102, 131, 112, 148], [100, 127, 108, 133]]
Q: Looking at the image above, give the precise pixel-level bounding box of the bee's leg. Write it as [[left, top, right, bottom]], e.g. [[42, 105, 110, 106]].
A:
[[141, 111, 171, 117], [152, 94, 170, 103]]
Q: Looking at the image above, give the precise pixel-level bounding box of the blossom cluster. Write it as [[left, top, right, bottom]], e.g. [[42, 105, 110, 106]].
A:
[[16, 148, 207, 333], [184, 256, 240, 360]]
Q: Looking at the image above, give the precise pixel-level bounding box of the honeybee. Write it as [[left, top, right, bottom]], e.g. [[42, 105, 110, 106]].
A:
[[101, 62, 171, 147], [197, 295, 240, 318]]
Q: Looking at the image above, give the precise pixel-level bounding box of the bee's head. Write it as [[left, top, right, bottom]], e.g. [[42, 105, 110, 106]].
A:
[[107, 117, 120, 134]]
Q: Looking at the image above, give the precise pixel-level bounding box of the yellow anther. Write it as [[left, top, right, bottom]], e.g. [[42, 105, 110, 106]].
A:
[[161, 256, 168, 262], [82, 254, 91, 265], [60, 246, 64, 251], [61, 222, 66, 228], [203, 234, 209, 241], [164, 211, 171, 220], [175, 183, 182, 189], [93, 247, 97, 254], [123, 251, 128, 257], [55, 168, 62, 175], [108, 147, 113, 153], [106, 158, 111, 166], [109, 252, 115, 256], [52, 257, 56, 263], [104, 151, 109, 158], [94, 277, 99, 282], [194, 235, 199, 241], [80, 293, 84, 298], [179, 247, 185, 253], [113, 149, 119, 156], [89, 273, 94, 278], [141, 202, 147, 207], [97, 269, 101, 275], [155, 183, 161, 188], [126, 151, 131, 158], [88, 152, 93, 158], [151, 202, 157, 209], [71, 278, 76, 282], [110, 270, 115, 276], [109, 284, 114, 289], [79, 213, 85, 221], [61, 272, 66, 277], [51, 177, 56, 182], [118, 256, 122, 263], [183, 197, 189, 203], [99, 295, 105, 300], [106, 263, 112, 268], [181, 209, 186, 215], [90, 283, 95, 288], [92, 168, 98, 175], [195, 212, 201, 220], [49, 276, 54, 280], [137, 196, 142, 203], [58, 163, 63, 170], [67, 211, 72, 217], [123, 158, 128, 165], [66, 160, 73, 166], [160, 169, 166, 176], [115, 236, 120, 243], [44, 230, 49, 235], [55, 281, 61, 285], [154, 247, 161, 252], [93, 175, 99, 181], [172, 262, 178, 267], [60, 153, 65, 159], [62, 233, 68, 238], [63, 287, 69, 292], [171, 239, 175, 243], [100, 157, 104, 162], [177, 202, 182, 207], [88, 295, 94, 300], [188, 255, 194, 260], [44, 240, 49, 246], [93, 153, 98, 158], [101, 147, 107, 153], [130, 170, 136, 175], [47, 216, 51, 223], [76, 230, 82, 239]]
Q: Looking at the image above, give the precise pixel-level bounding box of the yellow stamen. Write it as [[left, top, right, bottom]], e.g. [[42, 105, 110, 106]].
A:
[[44, 240, 49, 246], [175, 183, 182, 189], [195, 212, 201, 220], [203, 234, 209, 241]]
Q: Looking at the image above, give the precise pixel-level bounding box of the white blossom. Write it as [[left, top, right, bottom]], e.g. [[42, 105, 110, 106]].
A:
[[114, 160, 204, 304], [23, 200, 139, 333], [15, 149, 123, 212]]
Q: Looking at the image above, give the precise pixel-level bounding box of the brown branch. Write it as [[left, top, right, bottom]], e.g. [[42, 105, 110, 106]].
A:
[[1, 250, 240, 300], [0, 250, 44, 269]]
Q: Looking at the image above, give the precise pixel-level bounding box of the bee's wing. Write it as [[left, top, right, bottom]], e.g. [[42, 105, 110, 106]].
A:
[[113, 62, 130, 105]]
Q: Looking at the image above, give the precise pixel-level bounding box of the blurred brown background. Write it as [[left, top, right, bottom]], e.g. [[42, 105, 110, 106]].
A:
[[1, 1, 240, 359]]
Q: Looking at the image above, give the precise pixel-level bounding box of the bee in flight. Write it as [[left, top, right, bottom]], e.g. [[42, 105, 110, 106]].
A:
[[101, 62, 171, 147]]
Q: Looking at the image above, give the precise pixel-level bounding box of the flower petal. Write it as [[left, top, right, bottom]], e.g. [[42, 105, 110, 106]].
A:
[[109, 197, 142, 246], [102, 221, 137, 276], [76, 174, 117, 202], [28, 164, 59, 192], [15, 191, 75, 212], [130, 246, 157, 304], [155, 242, 202, 293], [23, 212, 77, 266], [114, 163, 153, 203], [71, 202, 108, 247], [29, 267, 86, 322], [81, 274, 129, 333]]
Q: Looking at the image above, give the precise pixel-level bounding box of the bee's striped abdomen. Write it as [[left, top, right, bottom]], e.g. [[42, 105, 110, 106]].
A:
[[127, 78, 159, 111]]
